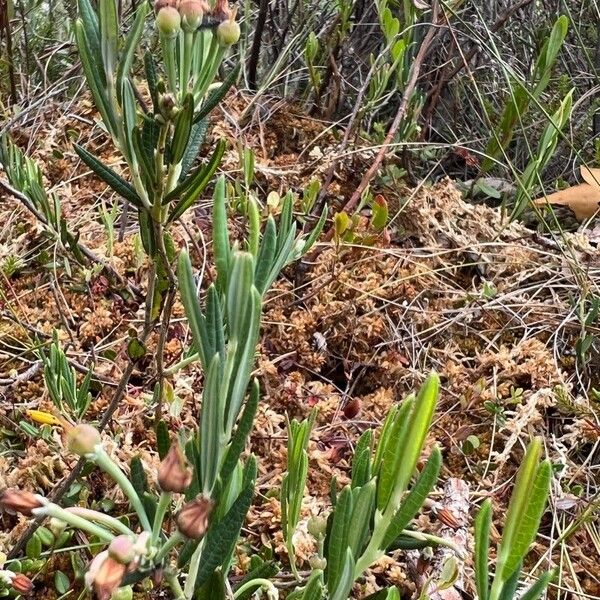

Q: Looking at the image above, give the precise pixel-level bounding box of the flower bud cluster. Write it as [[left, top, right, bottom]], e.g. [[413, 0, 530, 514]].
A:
[[153, 0, 240, 44], [0, 558, 34, 596], [85, 532, 151, 600]]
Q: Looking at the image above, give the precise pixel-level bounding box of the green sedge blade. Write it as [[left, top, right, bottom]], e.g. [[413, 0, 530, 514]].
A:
[[474, 499, 492, 600]]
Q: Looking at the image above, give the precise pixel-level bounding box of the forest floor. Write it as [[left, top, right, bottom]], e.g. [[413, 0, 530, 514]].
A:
[[1, 91, 599, 598]]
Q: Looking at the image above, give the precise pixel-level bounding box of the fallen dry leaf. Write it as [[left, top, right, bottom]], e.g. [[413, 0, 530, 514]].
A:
[[580, 165, 600, 188], [533, 183, 600, 221]]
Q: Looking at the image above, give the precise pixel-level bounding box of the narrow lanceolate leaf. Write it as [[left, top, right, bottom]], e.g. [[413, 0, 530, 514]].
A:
[[74, 21, 117, 137], [177, 251, 210, 368], [170, 94, 194, 165], [205, 284, 224, 360], [74, 144, 144, 208], [347, 480, 376, 558], [351, 430, 373, 489], [132, 125, 155, 189], [144, 52, 159, 113], [499, 460, 552, 582], [138, 210, 156, 256], [116, 2, 149, 103], [164, 139, 225, 204], [301, 204, 328, 254], [99, 0, 118, 76], [389, 372, 439, 506], [77, 0, 105, 86], [496, 438, 543, 578], [474, 499, 492, 600], [166, 140, 225, 223], [498, 564, 522, 600], [212, 176, 230, 291], [220, 379, 260, 485], [519, 569, 557, 600], [180, 119, 209, 179], [226, 252, 255, 341], [254, 216, 277, 295], [382, 446, 442, 549], [201, 354, 222, 492], [326, 486, 354, 596], [193, 484, 255, 589], [330, 548, 355, 600], [194, 64, 241, 123], [299, 569, 325, 600]]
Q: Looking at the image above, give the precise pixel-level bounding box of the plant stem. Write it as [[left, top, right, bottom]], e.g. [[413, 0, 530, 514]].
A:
[[155, 530, 185, 563], [166, 572, 186, 600], [93, 448, 152, 531], [152, 491, 172, 545], [165, 351, 199, 375], [35, 504, 115, 543], [65, 507, 135, 536], [233, 578, 279, 599], [183, 538, 205, 599]]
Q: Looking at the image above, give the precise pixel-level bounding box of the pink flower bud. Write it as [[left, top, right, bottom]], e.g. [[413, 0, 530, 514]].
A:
[[156, 6, 181, 37], [0, 489, 44, 516], [66, 424, 101, 456], [108, 535, 136, 565], [157, 443, 193, 493], [179, 0, 207, 31], [11, 573, 33, 595], [85, 551, 126, 600], [154, 0, 179, 12], [176, 495, 214, 539]]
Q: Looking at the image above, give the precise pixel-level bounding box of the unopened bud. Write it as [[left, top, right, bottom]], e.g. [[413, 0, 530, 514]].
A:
[[85, 551, 126, 600], [307, 515, 327, 539], [108, 535, 136, 565], [154, 0, 178, 12], [179, 0, 206, 31], [156, 6, 181, 37], [176, 495, 214, 539], [11, 573, 33, 595], [0, 489, 45, 516], [158, 443, 193, 493], [67, 424, 101, 456], [216, 16, 240, 46], [308, 554, 327, 570], [158, 92, 177, 119]]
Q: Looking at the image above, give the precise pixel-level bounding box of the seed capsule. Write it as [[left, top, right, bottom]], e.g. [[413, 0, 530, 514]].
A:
[[85, 551, 126, 600], [158, 443, 193, 493], [108, 535, 136, 565], [156, 6, 181, 37], [176, 495, 214, 539]]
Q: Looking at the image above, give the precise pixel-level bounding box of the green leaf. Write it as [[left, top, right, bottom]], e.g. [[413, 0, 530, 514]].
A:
[[382, 446, 442, 549], [74, 144, 144, 208], [194, 484, 255, 589], [194, 64, 241, 123], [130, 455, 148, 497], [234, 562, 280, 600], [519, 569, 557, 600], [205, 284, 224, 361], [54, 570, 70, 594], [498, 564, 522, 600], [301, 205, 327, 255], [74, 21, 117, 137], [180, 120, 209, 179], [194, 570, 227, 600], [330, 548, 355, 600], [220, 379, 260, 485], [171, 94, 195, 165], [77, 0, 105, 86], [177, 251, 210, 368], [295, 569, 325, 600], [166, 140, 225, 223], [351, 430, 373, 489], [116, 2, 148, 103], [144, 52, 159, 113], [156, 420, 171, 460], [474, 499, 492, 600], [254, 216, 277, 295], [138, 209, 156, 256], [347, 480, 376, 558], [325, 486, 353, 596], [212, 176, 230, 292], [500, 460, 552, 582]]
